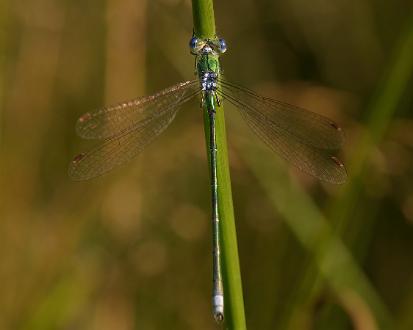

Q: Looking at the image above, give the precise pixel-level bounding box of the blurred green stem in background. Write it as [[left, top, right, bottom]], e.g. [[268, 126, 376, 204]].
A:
[[235, 126, 394, 330], [331, 14, 413, 233], [191, 0, 247, 329], [328, 12, 413, 330], [235, 10, 413, 330]]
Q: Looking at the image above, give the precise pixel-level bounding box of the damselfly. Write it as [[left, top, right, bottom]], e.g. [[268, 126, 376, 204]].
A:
[[69, 36, 346, 322]]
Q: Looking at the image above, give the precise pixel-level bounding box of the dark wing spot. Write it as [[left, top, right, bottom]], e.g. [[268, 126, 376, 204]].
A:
[[330, 121, 342, 131], [72, 153, 86, 164], [331, 156, 344, 167], [79, 113, 92, 123]]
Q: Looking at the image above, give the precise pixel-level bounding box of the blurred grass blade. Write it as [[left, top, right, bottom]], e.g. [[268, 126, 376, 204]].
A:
[[331, 15, 413, 230], [324, 17, 413, 328], [233, 123, 393, 329]]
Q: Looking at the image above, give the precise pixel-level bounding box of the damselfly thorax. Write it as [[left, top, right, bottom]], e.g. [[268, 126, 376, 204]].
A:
[[190, 37, 226, 112]]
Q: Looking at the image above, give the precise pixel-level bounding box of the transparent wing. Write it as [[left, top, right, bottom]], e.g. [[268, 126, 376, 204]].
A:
[[69, 83, 200, 180], [219, 79, 343, 149], [76, 80, 199, 139], [218, 80, 347, 184], [69, 105, 181, 180]]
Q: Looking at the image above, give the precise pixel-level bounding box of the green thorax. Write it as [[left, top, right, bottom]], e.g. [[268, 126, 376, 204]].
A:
[[196, 54, 221, 79], [196, 54, 221, 111]]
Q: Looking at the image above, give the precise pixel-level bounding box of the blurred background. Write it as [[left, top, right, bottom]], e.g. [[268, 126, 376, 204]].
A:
[[1, 0, 413, 329]]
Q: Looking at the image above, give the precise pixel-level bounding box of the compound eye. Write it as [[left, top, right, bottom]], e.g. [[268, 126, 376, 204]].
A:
[[189, 37, 199, 54], [218, 38, 227, 53]]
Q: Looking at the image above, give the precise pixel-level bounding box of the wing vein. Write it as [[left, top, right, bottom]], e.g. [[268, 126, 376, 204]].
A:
[[217, 87, 346, 183]]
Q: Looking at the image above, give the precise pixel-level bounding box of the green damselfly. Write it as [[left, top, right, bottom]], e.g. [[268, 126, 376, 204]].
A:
[[69, 35, 346, 322]]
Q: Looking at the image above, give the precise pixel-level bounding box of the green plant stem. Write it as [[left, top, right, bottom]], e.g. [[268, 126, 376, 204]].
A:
[[191, 1, 247, 329], [192, 0, 215, 38]]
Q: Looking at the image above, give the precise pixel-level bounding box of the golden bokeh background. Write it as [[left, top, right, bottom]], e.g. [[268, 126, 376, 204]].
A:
[[2, 0, 413, 329]]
